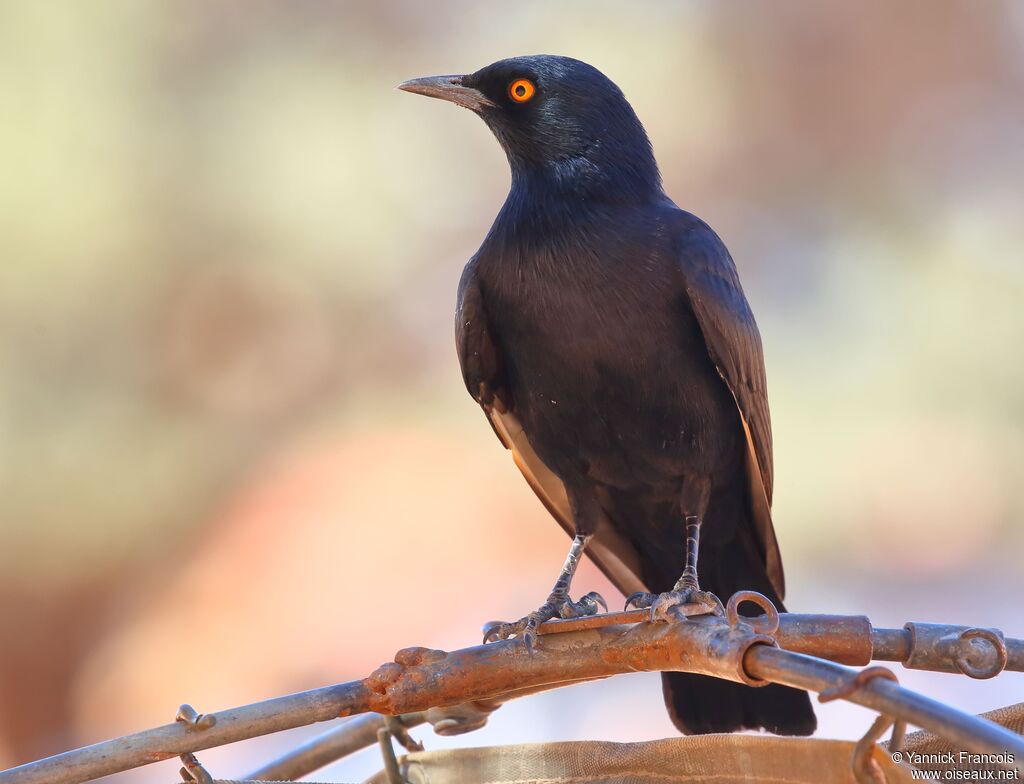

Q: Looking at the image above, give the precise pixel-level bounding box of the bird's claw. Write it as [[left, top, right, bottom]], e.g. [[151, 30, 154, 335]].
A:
[[482, 590, 608, 649], [559, 590, 608, 618], [624, 585, 724, 622], [481, 612, 547, 651]]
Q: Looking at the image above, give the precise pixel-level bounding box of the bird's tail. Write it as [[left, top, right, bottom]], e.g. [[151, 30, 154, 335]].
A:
[[661, 524, 817, 735]]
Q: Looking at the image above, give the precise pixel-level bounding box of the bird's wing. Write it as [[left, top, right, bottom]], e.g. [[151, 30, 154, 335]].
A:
[[487, 409, 649, 598], [456, 262, 648, 599], [671, 214, 785, 598]]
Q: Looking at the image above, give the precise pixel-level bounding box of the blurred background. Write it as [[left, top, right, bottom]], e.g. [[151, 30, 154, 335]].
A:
[[2, 1, 1023, 780]]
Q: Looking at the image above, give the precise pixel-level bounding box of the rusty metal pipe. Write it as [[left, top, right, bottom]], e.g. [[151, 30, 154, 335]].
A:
[[245, 680, 603, 782], [871, 627, 911, 662], [243, 613, 1024, 782], [252, 621, 1024, 784], [745, 646, 1024, 776], [4, 610, 1023, 784], [0, 616, 772, 784], [870, 623, 1024, 678], [775, 613, 874, 665]]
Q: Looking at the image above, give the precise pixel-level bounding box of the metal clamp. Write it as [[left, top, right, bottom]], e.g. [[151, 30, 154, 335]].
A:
[[176, 704, 216, 731], [819, 665, 898, 703], [424, 699, 503, 736], [902, 622, 1009, 678]]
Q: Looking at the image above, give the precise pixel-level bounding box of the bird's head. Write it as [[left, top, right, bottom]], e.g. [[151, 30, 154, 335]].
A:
[[399, 55, 661, 201]]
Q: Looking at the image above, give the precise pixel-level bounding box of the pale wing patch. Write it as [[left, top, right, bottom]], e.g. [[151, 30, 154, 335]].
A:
[[489, 409, 649, 599], [738, 414, 785, 600]]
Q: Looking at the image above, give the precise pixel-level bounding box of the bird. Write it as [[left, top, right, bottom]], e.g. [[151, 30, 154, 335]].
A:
[[398, 55, 816, 736]]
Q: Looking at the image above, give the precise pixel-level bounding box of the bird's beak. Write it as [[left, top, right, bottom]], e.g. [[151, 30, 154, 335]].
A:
[[396, 75, 495, 112]]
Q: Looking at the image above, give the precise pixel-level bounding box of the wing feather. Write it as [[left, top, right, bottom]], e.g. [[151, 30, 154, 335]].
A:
[[672, 215, 785, 598], [457, 262, 647, 599]]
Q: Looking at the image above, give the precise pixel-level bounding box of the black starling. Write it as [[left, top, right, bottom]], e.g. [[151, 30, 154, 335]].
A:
[[399, 55, 816, 736]]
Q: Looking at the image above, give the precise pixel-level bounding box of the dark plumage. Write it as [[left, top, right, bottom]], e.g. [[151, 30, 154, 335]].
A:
[[400, 55, 815, 736]]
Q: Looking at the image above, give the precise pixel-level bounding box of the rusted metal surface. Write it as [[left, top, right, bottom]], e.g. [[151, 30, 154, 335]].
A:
[[245, 681, 604, 781], [870, 627, 911, 662], [0, 612, 770, 784], [871, 623, 1024, 676], [240, 613, 1024, 783], [3, 602, 1023, 784], [777, 614, 874, 665], [245, 613, 1020, 782], [362, 613, 772, 713], [900, 623, 1010, 678], [725, 590, 779, 635], [745, 646, 1024, 776]]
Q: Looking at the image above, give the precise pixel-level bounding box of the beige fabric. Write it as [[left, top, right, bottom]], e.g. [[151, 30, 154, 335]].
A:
[[363, 734, 915, 784]]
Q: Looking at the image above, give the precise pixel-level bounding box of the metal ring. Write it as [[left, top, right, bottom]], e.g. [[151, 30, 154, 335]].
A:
[[725, 590, 780, 635], [953, 628, 1008, 679]]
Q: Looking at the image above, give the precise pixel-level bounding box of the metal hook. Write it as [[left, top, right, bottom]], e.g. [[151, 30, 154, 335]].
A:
[[849, 711, 907, 784], [851, 715, 893, 784], [376, 726, 413, 784], [384, 715, 424, 752], [178, 752, 213, 784]]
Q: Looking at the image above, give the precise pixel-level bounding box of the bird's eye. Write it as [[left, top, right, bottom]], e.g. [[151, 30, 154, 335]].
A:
[[508, 78, 536, 103]]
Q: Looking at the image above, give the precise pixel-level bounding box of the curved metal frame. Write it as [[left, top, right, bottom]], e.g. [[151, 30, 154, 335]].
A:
[[2, 597, 1022, 784]]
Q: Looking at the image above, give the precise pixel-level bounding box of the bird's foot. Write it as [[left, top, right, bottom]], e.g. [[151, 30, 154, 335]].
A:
[[625, 581, 725, 622], [482, 590, 607, 650]]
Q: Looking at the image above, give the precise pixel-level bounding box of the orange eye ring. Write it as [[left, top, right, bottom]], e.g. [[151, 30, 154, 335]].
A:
[[508, 78, 536, 103]]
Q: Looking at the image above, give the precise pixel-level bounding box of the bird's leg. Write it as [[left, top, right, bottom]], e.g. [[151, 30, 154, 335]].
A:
[[626, 475, 724, 621], [677, 513, 703, 593], [625, 514, 724, 620], [482, 533, 607, 649]]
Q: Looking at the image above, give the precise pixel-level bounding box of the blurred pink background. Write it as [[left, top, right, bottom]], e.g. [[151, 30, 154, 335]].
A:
[[1, 2, 1023, 781]]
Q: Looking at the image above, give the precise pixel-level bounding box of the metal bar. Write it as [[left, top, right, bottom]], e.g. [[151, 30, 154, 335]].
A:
[[5, 607, 1023, 784], [0, 681, 372, 784], [871, 624, 1024, 676], [871, 627, 911, 662], [746, 646, 1024, 776], [0, 613, 774, 784], [546, 611, 1024, 675], [248, 613, 1018, 782], [244, 713, 408, 782], [776, 613, 874, 665], [244, 679, 607, 781]]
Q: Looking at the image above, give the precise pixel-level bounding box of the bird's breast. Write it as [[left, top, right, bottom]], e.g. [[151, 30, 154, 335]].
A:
[[477, 238, 739, 487]]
